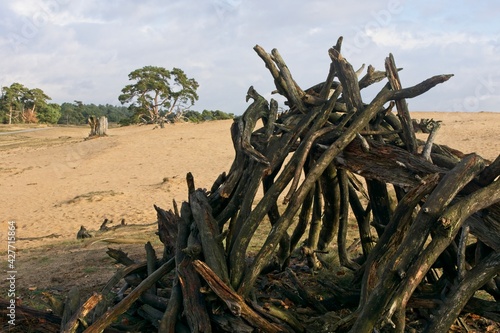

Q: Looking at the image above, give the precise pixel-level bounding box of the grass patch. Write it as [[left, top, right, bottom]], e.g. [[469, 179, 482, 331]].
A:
[[84, 266, 99, 274], [38, 256, 52, 264]]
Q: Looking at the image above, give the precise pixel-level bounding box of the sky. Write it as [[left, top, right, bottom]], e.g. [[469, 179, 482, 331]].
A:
[[1, 0, 499, 114]]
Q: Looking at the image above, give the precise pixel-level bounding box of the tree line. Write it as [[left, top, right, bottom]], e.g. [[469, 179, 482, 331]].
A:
[[1, 66, 234, 125]]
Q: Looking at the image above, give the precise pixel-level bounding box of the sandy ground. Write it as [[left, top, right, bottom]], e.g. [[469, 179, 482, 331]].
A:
[[0, 113, 499, 251], [0, 120, 236, 250]]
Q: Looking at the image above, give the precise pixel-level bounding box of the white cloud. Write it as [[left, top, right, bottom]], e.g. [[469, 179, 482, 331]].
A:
[[0, 0, 499, 113], [368, 28, 498, 50]]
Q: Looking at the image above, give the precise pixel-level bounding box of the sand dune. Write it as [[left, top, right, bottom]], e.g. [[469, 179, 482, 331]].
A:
[[0, 112, 498, 250]]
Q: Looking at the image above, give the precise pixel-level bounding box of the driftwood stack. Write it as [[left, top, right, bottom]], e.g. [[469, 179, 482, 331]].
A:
[[25, 37, 500, 332]]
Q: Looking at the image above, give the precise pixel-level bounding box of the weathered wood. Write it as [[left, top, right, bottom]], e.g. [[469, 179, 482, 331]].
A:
[[284, 126, 334, 203], [290, 184, 314, 251], [77, 41, 498, 333], [217, 120, 246, 199], [192, 260, 283, 333], [254, 45, 288, 98], [329, 47, 363, 112], [106, 247, 135, 266], [385, 53, 418, 153], [348, 179, 374, 257], [88, 115, 108, 137], [137, 304, 163, 328], [351, 154, 487, 332], [227, 91, 338, 290], [155, 204, 178, 260], [77, 225, 92, 239], [239, 61, 453, 297], [159, 201, 192, 332], [145, 241, 157, 295], [305, 182, 322, 269], [425, 252, 500, 333], [358, 64, 393, 90], [271, 49, 308, 114], [286, 268, 328, 314], [251, 301, 304, 333], [139, 293, 168, 312], [0, 298, 62, 332], [238, 86, 274, 166], [84, 258, 175, 333], [337, 169, 359, 270], [333, 135, 445, 188], [61, 287, 80, 331], [317, 164, 340, 251], [178, 259, 212, 333], [464, 297, 500, 322], [227, 160, 270, 288], [61, 293, 102, 333], [395, 176, 500, 310], [263, 163, 291, 268], [478, 154, 500, 185], [211, 314, 254, 333], [190, 190, 230, 284], [366, 178, 394, 236], [174, 200, 212, 333], [422, 121, 441, 161], [458, 225, 470, 281]]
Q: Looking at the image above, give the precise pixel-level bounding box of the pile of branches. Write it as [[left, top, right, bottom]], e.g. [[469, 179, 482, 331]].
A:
[[11, 37, 500, 333]]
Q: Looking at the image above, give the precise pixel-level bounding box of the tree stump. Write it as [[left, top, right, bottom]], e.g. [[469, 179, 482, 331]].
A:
[[88, 115, 108, 137]]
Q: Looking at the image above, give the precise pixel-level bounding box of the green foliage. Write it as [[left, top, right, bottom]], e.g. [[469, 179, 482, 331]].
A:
[[58, 102, 132, 125], [183, 110, 204, 123], [0, 83, 52, 124], [23, 88, 51, 113], [181, 109, 234, 123], [58, 102, 85, 124], [0, 76, 229, 126], [119, 66, 199, 123], [38, 103, 61, 124], [212, 110, 234, 120]]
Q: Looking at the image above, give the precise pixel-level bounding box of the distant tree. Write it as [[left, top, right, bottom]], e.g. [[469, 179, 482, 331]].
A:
[[38, 103, 61, 124], [101, 104, 132, 123], [58, 102, 132, 125], [201, 109, 214, 121], [86, 103, 104, 119], [0, 83, 53, 124], [23, 88, 51, 114], [178, 109, 234, 123], [183, 110, 204, 123], [212, 110, 234, 120], [0, 83, 28, 124], [118, 66, 199, 124], [59, 102, 85, 125], [21, 88, 51, 123]]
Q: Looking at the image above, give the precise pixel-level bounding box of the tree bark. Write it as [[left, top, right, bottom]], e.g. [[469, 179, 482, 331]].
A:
[[88, 116, 108, 137]]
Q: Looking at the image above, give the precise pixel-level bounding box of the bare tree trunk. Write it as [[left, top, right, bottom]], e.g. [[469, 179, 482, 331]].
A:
[[88, 116, 108, 137]]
